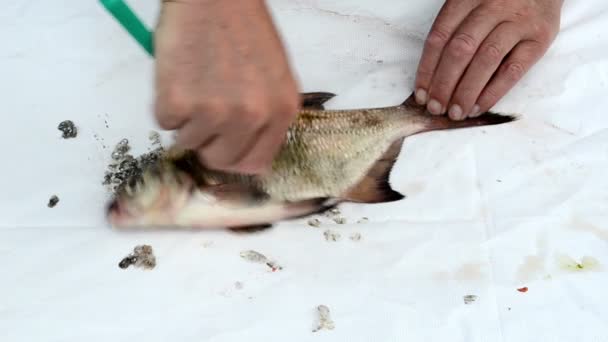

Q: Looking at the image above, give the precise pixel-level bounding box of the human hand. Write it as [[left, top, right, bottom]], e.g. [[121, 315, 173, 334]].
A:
[[414, 0, 564, 120], [154, 0, 300, 174]]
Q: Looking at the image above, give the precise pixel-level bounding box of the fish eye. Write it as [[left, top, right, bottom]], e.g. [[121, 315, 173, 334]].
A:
[[128, 177, 138, 189]]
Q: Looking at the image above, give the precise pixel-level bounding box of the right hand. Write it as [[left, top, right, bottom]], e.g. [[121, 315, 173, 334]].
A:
[[154, 0, 300, 174]]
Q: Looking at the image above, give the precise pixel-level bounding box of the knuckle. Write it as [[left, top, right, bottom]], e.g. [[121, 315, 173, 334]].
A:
[[453, 87, 477, 105], [154, 110, 177, 129], [533, 22, 555, 43], [447, 33, 478, 59], [160, 86, 194, 119], [480, 42, 503, 65], [229, 96, 268, 123], [427, 26, 451, 48], [235, 101, 259, 118], [502, 61, 526, 81], [513, 6, 533, 19]]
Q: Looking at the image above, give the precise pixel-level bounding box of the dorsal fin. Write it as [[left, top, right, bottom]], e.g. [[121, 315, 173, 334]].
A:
[[343, 138, 406, 203], [300, 92, 337, 110], [401, 91, 418, 107]]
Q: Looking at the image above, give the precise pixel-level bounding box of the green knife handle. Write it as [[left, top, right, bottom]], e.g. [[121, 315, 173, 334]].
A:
[[100, 0, 154, 56]]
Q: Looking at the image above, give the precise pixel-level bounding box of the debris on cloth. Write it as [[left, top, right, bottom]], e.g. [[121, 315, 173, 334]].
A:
[[556, 254, 601, 272], [148, 130, 161, 147], [239, 250, 283, 271], [322, 208, 347, 224], [312, 305, 335, 332], [333, 217, 347, 224], [463, 295, 478, 305], [326, 208, 341, 217], [517, 287, 529, 293], [324, 230, 341, 242], [308, 218, 322, 228], [349, 233, 362, 241], [57, 120, 77, 139], [357, 217, 369, 224], [119, 244, 156, 270], [47, 195, 59, 208]]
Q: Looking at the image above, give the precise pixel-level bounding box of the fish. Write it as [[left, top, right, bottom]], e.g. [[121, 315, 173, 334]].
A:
[[106, 91, 517, 232]]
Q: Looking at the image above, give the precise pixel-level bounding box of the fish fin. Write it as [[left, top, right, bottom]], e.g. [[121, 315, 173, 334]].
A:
[[228, 224, 273, 234], [401, 91, 418, 107], [343, 138, 406, 203], [419, 111, 518, 133], [301, 92, 337, 110]]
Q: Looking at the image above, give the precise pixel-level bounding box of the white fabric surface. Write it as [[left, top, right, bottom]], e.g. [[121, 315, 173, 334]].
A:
[[2, 0, 608, 341]]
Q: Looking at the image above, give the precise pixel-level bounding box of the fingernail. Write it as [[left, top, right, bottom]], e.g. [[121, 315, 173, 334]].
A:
[[470, 104, 481, 117], [427, 99, 443, 115], [448, 104, 463, 120], [415, 88, 428, 105]]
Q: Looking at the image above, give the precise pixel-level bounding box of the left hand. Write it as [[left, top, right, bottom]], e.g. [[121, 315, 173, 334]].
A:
[[414, 0, 564, 120]]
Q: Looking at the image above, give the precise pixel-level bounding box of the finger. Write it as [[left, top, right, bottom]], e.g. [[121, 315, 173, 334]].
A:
[[426, 8, 504, 116], [448, 22, 522, 120], [154, 97, 189, 130], [476, 40, 546, 112], [414, 0, 478, 105], [198, 119, 267, 172], [231, 118, 290, 175], [174, 116, 216, 150]]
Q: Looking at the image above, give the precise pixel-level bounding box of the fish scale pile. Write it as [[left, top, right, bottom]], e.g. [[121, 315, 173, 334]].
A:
[[103, 136, 164, 194]]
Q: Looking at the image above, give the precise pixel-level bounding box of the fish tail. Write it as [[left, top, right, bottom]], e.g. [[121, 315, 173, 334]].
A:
[[400, 92, 518, 132]]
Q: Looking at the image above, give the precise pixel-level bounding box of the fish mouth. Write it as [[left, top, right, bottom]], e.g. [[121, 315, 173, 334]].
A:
[[106, 198, 119, 216], [106, 197, 133, 226]]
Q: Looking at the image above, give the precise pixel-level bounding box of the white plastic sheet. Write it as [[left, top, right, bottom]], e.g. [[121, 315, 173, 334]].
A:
[[1, 0, 607, 341]]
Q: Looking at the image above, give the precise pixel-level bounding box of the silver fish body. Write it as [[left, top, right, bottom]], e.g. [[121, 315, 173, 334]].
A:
[[107, 92, 516, 231]]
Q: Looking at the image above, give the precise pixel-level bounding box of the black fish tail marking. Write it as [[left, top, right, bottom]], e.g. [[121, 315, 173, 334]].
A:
[[400, 91, 518, 131]]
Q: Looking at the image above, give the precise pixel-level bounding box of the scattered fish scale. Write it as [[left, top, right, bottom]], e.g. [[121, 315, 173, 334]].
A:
[[103, 138, 165, 194], [240, 250, 282, 271], [47, 195, 59, 208], [463, 295, 478, 304], [119, 244, 156, 270], [58, 120, 77, 139], [333, 217, 346, 224], [312, 305, 335, 332], [324, 230, 341, 242], [149, 131, 161, 146], [349, 233, 362, 241], [357, 217, 369, 224], [308, 218, 322, 228]]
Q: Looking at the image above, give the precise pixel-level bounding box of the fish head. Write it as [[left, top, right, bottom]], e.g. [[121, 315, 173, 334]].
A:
[[107, 161, 196, 227], [106, 149, 336, 229]]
